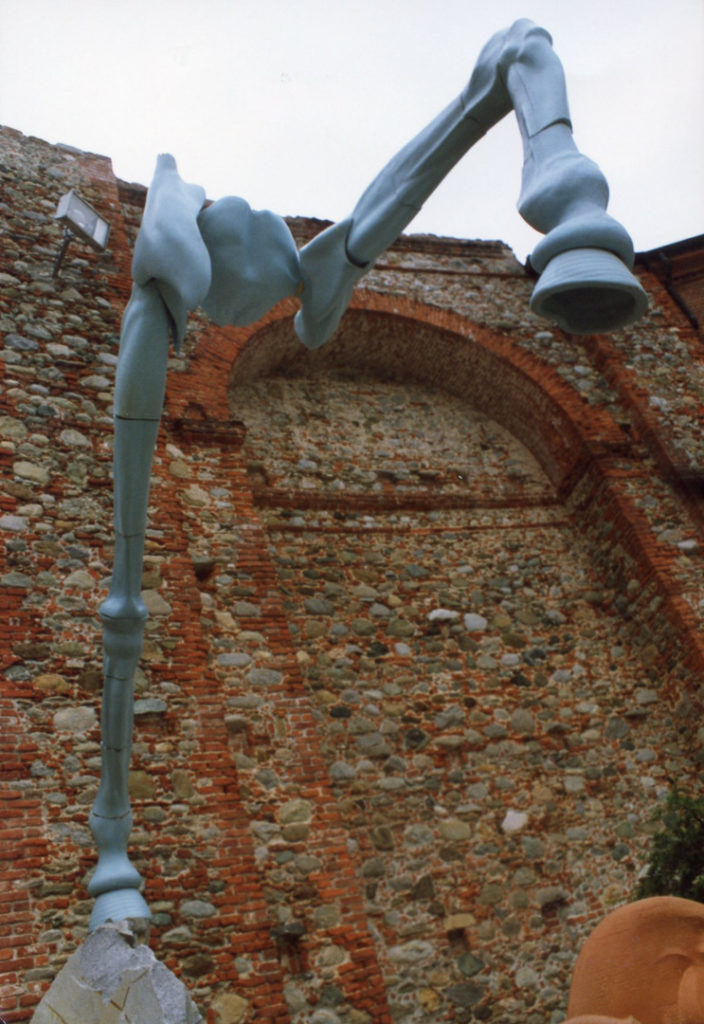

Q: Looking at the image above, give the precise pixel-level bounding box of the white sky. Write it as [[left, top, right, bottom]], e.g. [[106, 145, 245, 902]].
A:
[[1, 0, 702, 261]]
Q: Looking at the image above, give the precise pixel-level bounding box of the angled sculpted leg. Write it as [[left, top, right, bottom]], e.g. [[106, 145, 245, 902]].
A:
[[499, 25, 648, 332], [295, 19, 645, 349], [294, 22, 514, 349]]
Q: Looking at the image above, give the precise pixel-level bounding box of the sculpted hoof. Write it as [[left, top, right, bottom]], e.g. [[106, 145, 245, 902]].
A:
[[530, 247, 648, 334], [89, 888, 152, 930]]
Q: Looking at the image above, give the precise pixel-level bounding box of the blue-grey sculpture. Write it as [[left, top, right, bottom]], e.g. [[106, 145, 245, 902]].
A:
[[295, 19, 647, 345], [88, 19, 647, 928], [88, 162, 302, 928]]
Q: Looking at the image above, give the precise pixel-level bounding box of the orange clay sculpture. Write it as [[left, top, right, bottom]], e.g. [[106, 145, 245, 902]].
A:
[[565, 897, 704, 1024]]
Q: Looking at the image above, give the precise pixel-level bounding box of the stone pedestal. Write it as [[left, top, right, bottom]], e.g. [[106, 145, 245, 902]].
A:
[[30, 920, 203, 1024]]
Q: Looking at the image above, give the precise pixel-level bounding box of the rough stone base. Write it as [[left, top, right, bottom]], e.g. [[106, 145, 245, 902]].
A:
[[30, 920, 203, 1024]]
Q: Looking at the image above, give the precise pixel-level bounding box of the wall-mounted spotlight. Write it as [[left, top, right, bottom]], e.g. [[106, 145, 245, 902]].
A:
[[53, 190, 110, 277]]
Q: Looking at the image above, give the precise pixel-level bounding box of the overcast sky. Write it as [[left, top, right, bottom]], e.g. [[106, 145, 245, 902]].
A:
[[1, 0, 702, 261]]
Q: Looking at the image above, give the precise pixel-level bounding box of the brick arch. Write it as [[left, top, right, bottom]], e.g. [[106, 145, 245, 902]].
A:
[[167, 292, 625, 497], [163, 285, 704, 720], [172, 297, 704, 683]]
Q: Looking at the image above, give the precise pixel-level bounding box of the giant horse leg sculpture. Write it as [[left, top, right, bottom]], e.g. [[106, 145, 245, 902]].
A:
[[294, 18, 647, 349], [88, 158, 301, 929], [87, 19, 647, 929]]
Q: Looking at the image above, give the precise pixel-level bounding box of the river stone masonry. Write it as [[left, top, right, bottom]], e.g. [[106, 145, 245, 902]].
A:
[[2, 124, 704, 1023]]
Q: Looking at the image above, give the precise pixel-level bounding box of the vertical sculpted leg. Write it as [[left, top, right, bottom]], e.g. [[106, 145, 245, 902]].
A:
[[88, 282, 170, 929], [89, 155, 209, 928]]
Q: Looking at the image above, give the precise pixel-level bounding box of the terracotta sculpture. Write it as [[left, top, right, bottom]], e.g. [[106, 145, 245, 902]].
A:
[[567, 1018, 641, 1023], [565, 896, 704, 1024], [87, 20, 647, 928]]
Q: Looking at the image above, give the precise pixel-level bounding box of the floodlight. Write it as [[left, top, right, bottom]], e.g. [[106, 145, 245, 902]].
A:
[[53, 190, 110, 276]]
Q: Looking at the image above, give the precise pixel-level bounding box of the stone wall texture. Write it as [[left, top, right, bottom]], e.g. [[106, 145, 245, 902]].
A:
[[2, 124, 704, 1024]]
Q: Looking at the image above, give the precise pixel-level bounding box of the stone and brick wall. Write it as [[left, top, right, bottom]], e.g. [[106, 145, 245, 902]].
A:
[[2, 124, 704, 1024]]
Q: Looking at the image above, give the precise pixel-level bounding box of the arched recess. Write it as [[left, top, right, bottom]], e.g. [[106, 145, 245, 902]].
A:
[[169, 291, 704, 683], [217, 292, 625, 498], [214, 295, 704, 680]]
